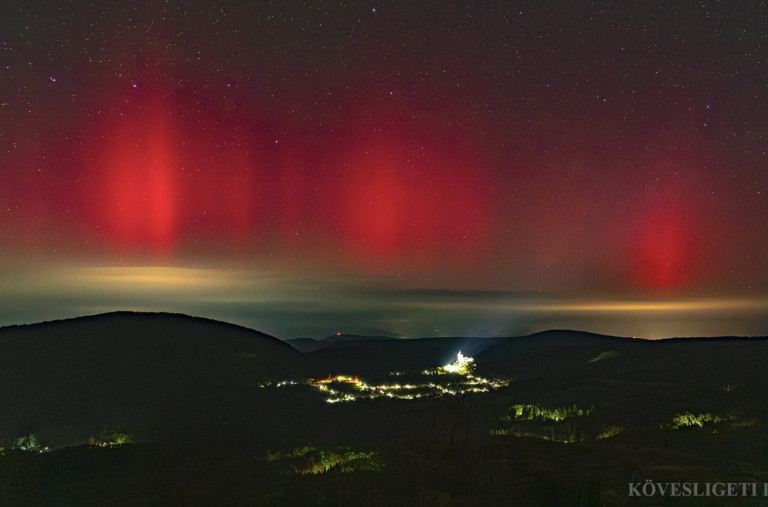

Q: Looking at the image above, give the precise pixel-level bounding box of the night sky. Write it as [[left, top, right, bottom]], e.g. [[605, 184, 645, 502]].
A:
[[1, 1, 766, 339]]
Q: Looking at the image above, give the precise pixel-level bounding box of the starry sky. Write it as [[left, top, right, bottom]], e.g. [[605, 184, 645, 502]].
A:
[[1, 1, 766, 339]]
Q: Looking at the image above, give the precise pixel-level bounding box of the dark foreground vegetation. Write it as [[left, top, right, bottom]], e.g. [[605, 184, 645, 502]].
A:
[[2, 312, 768, 505]]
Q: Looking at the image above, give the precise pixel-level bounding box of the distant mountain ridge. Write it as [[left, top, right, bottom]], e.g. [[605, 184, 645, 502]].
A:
[[287, 333, 400, 352], [322, 333, 400, 342], [287, 327, 768, 352]]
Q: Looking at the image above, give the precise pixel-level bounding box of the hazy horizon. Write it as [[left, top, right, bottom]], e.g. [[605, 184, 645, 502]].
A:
[[2, 263, 767, 340]]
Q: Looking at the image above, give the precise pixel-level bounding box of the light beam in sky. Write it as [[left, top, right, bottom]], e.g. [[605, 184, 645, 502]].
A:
[[85, 90, 179, 256], [631, 196, 699, 290]]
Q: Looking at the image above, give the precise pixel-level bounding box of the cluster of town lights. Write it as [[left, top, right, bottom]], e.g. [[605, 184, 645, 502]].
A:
[[286, 352, 508, 404]]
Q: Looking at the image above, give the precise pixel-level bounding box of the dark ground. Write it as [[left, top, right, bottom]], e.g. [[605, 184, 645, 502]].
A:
[[2, 312, 768, 505]]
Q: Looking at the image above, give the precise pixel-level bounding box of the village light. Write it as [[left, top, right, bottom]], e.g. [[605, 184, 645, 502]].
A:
[[441, 351, 475, 375], [274, 351, 507, 403]]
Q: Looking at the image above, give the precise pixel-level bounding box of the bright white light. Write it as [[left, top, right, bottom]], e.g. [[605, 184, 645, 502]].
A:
[[442, 351, 474, 374]]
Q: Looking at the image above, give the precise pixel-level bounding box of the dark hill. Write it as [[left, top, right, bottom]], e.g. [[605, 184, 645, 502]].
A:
[[302, 330, 625, 378], [285, 337, 323, 352], [321, 333, 399, 343], [287, 333, 400, 352], [0, 312, 305, 446], [304, 336, 497, 377]]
